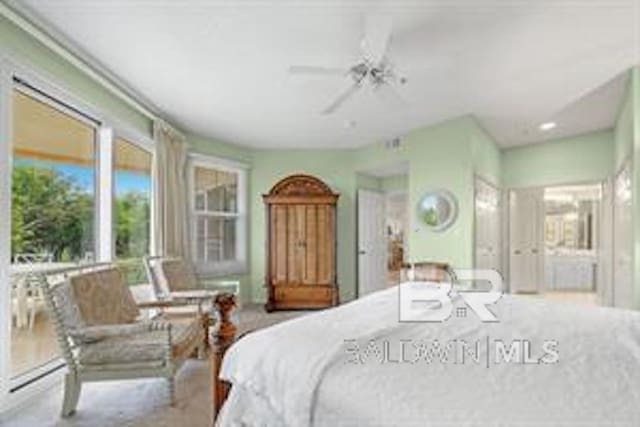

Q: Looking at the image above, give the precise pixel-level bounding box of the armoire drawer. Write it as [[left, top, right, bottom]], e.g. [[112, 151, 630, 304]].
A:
[[273, 285, 335, 308]]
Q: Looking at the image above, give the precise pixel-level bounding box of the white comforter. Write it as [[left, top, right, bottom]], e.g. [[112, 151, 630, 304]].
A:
[[218, 286, 640, 427]]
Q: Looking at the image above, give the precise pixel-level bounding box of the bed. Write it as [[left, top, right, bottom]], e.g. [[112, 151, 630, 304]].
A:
[[216, 285, 640, 426]]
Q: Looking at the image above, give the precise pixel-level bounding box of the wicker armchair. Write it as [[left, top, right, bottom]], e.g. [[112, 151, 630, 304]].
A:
[[143, 256, 240, 301], [38, 264, 206, 417]]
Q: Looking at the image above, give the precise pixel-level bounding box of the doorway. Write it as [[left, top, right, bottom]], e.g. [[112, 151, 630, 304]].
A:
[[385, 191, 408, 286], [357, 187, 409, 295], [356, 163, 409, 297], [508, 183, 603, 304]]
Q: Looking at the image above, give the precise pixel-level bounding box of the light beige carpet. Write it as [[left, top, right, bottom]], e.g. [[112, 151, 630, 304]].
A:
[[4, 305, 307, 427]]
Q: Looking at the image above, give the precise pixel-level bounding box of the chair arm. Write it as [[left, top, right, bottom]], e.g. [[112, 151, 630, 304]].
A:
[[170, 289, 216, 299], [137, 300, 196, 309], [70, 320, 171, 343], [138, 298, 207, 316], [199, 279, 240, 294]]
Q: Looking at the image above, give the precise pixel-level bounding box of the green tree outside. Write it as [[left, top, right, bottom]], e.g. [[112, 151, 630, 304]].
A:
[[12, 164, 151, 285]]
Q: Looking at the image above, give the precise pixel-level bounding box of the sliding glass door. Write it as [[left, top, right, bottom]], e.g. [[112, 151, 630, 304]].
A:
[[10, 88, 97, 379]]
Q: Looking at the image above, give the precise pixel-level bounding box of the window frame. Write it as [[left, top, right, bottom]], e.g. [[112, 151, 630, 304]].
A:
[[12, 79, 102, 263], [187, 154, 248, 276], [111, 131, 156, 261]]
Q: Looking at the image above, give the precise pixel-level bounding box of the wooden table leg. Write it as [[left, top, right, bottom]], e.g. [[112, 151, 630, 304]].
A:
[[211, 293, 237, 421]]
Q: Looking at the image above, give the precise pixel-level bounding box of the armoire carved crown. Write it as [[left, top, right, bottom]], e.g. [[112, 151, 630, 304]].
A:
[[266, 174, 336, 197]]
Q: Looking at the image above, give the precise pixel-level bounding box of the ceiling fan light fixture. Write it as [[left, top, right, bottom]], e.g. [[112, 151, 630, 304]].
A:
[[539, 122, 557, 131]]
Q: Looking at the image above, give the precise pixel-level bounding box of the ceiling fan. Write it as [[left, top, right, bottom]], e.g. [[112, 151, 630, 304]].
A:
[[289, 14, 407, 115]]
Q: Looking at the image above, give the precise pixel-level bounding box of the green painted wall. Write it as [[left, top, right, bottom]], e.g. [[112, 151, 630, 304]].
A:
[[0, 15, 151, 136], [355, 173, 381, 192], [502, 130, 614, 188], [402, 118, 476, 268], [471, 118, 502, 186], [381, 175, 408, 192], [187, 133, 253, 164]]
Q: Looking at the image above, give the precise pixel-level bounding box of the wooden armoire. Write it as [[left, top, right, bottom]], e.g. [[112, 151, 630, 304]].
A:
[[263, 174, 339, 311]]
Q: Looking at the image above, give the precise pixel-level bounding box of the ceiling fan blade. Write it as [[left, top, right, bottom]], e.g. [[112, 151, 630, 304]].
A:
[[361, 14, 392, 65], [322, 82, 362, 114], [374, 82, 407, 110], [289, 65, 348, 76]]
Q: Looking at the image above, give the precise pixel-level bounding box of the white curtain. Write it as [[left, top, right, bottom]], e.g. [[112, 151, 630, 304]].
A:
[[153, 120, 190, 258]]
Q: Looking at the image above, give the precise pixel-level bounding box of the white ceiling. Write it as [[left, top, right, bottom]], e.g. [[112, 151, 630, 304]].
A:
[[16, 1, 638, 149]]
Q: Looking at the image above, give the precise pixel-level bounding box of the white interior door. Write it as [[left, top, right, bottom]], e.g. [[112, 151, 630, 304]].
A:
[[475, 178, 502, 273], [358, 190, 386, 296], [509, 188, 543, 293], [613, 162, 633, 308]]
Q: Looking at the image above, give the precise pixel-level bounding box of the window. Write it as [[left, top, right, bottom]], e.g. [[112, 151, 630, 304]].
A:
[[114, 137, 153, 285], [189, 157, 247, 275], [10, 88, 97, 378]]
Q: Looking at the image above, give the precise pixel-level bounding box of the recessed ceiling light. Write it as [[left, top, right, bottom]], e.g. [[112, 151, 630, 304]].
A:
[[343, 119, 357, 129], [539, 122, 557, 131]]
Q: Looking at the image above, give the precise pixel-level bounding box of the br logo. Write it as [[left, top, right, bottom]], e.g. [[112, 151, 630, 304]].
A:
[[398, 269, 503, 323]]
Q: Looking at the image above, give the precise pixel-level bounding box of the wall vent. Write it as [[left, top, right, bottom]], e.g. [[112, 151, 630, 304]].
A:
[[385, 137, 402, 149]]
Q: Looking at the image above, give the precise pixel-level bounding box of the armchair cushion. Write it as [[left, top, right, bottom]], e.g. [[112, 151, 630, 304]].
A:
[[70, 268, 140, 326], [78, 318, 202, 366], [70, 321, 158, 343], [158, 259, 198, 292]]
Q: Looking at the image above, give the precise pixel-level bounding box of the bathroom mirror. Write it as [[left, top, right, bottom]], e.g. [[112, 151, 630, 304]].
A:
[[417, 190, 458, 232]]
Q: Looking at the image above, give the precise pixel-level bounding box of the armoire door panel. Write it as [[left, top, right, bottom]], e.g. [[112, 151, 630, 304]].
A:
[[316, 205, 331, 285], [287, 205, 301, 284], [316, 205, 331, 284], [304, 205, 318, 285], [272, 205, 288, 285]]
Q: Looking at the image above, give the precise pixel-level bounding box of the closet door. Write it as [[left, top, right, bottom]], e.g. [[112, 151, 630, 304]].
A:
[[475, 178, 502, 273], [509, 188, 543, 293]]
